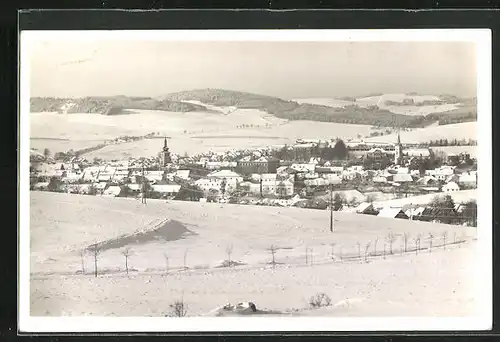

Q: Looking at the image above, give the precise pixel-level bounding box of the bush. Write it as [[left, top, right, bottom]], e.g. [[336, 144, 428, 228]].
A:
[[168, 299, 188, 317], [308, 292, 332, 308]]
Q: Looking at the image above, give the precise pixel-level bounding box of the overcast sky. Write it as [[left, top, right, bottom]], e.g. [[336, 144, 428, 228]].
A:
[[28, 40, 477, 99]]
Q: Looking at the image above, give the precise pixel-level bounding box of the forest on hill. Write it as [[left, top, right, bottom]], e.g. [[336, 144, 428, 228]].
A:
[[31, 89, 477, 128]]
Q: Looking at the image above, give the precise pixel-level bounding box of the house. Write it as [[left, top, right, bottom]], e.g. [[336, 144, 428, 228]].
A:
[[238, 181, 262, 196], [458, 171, 477, 188], [425, 166, 456, 181], [442, 181, 460, 192], [127, 183, 142, 193], [354, 202, 378, 215], [94, 182, 108, 193], [372, 175, 388, 183], [61, 171, 83, 183], [276, 179, 294, 198], [207, 170, 244, 192], [143, 170, 165, 183], [321, 174, 342, 185], [377, 207, 409, 219], [236, 156, 280, 175], [152, 184, 181, 197], [195, 178, 224, 194], [290, 163, 316, 174], [390, 173, 414, 183], [33, 182, 50, 191], [103, 186, 122, 197], [318, 190, 366, 204], [304, 178, 329, 187], [417, 175, 438, 186], [403, 148, 431, 158], [175, 169, 191, 180], [315, 166, 344, 175], [405, 206, 426, 219]]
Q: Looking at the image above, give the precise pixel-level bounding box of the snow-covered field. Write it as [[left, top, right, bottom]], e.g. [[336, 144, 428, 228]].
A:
[[365, 122, 477, 144], [431, 146, 478, 159], [372, 189, 477, 209], [30, 109, 375, 157], [295, 94, 462, 116], [29, 191, 478, 317]]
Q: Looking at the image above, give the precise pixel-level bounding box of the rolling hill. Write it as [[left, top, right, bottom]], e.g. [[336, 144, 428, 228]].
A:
[[30, 89, 477, 128], [30, 96, 209, 115]]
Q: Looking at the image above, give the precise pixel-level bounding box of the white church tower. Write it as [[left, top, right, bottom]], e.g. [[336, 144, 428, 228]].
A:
[[394, 131, 403, 166]]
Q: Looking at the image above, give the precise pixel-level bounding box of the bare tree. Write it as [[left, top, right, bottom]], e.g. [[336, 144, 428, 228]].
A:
[[121, 247, 132, 275], [225, 244, 234, 267], [79, 249, 86, 274], [169, 297, 188, 317], [413, 233, 422, 255], [356, 241, 361, 259], [89, 243, 100, 278], [383, 243, 386, 260], [403, 232, 410, 253], [305, 247, 309, 265], [339, 246, 343, 263], [183, 249, 188, 270], [428, 232, 435, 253], [310, 248, 314, 266], [453, 232, 457, 245], [330, 242, 336, 261], [268, 244, 277, 268], [441, 231, 448, 250], [386, 232, 396, 255], [163, 253, 169, 274], [364, 242, 371, 263], [373, 237, 379, 257]]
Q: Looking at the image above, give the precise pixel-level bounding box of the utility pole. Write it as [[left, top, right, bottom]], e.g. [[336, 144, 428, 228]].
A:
[[330, 183, 334, 233], [141, 161, 147, 205]]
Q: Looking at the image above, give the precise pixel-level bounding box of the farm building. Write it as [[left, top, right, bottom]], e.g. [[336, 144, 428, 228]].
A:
[[377, 207, 409, 219], [404, 206, 426, 219], [354, 202, 379, 215]]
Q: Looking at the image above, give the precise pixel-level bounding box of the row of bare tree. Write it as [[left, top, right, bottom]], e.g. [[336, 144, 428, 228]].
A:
[[79, 231, 466, 277]]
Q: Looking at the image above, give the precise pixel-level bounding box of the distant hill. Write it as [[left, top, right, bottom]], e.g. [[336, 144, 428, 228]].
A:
[[161, 88, 477, 128], [30, 96, 209, 115], [30, 89, 477, 128]]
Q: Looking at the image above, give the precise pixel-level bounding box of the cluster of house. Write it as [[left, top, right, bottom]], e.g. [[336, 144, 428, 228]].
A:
[[30, 135, 477, 209]]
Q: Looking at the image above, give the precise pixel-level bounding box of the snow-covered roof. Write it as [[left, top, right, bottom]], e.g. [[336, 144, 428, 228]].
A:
[[207, 170, 242, 178], [377, 207, 407, 218], [355, 202, 374, 213], [392, 174, 413, 183], [152, 184, 181, 193], [103, 186, 121, 196], [404, 149, 431, 157]]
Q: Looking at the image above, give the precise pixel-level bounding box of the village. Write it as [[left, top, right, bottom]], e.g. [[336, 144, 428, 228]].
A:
[[29, 133, 478, 226]]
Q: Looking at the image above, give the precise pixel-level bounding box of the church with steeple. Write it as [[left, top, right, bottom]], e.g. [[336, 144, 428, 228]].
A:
[[159, 137, 172, 167], [394, 131, 403, 166]]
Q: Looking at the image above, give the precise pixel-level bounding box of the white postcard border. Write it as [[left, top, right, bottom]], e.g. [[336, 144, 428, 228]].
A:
[[19, 28, 492, 333]]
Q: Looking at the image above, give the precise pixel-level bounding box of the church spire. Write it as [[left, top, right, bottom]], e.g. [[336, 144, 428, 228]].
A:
[[163, 137, 168, 151]]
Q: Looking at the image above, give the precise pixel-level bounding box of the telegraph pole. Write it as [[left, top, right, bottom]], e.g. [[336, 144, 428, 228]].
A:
[[141, 161, 147, 205], [330, 183, 334, 233]]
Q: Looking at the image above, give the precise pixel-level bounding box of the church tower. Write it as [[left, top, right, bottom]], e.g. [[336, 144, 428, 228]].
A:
[[394, 131, 403, 166], [160, 137, 172, 167]]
